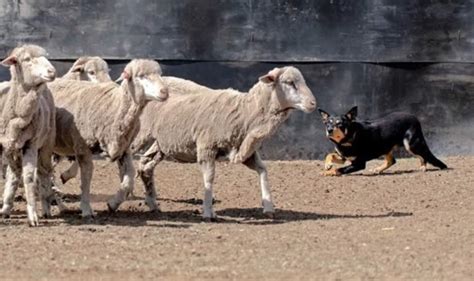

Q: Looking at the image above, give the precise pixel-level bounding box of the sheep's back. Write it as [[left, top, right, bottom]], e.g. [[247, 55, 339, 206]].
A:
[[143, 91, 251, 161], [49, 79, 120, 149]]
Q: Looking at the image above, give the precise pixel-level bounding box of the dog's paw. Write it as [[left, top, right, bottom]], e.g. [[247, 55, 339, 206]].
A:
[[324, 162, 333, 171], [322, 168, 341, 176]]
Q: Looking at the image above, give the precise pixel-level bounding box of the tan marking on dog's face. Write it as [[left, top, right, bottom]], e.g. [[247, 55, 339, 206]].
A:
[[329, 127, 346, 143]]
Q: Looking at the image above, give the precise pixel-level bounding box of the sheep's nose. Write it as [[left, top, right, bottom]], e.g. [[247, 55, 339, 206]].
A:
[[47, 68, 56, 77], [310, 100, 316, 106]]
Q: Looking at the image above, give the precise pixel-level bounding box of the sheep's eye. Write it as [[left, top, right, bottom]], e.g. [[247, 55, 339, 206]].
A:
[[24, 57, 31, 62], [88, 70, 96, 75], [138, 74, 146, 79], [286, 81, 296, 89]]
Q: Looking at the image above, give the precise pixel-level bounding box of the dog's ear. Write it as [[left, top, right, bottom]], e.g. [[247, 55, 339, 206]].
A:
[[318, 108, 331, 123], [345, 106, 358, 121]]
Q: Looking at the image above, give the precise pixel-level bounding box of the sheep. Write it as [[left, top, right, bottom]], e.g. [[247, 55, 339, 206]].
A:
[[53, 56, 113, 185], [0, 56, 112, 181], [131, 66, 317, 220], [0, 44, 57, 226], [46, 59, 168, 218], [61, 56, 112, 83]]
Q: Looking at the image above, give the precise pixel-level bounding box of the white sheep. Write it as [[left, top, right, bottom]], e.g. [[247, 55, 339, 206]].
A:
[[61, 56, 112, 83], [0, 44, 57, 226], [132, 66, 317, 220], [0, 56, 113, 180], [53, 56, 113, 185], [46, 59, 168, 218]]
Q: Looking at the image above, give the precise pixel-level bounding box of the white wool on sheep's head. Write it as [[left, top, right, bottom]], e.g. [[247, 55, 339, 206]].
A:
[[118, 59, 168, 102], [1, 44, 56, 87], [259, 66, 317, 113], [68, 56, 112, 83]]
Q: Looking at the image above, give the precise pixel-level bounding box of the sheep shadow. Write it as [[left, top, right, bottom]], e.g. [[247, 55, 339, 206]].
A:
[[216, 208, 413, 225], [58, 209, 196, 228]]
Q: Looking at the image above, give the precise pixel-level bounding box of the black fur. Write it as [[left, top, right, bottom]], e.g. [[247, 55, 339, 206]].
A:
[[319, 106, 447, 175]]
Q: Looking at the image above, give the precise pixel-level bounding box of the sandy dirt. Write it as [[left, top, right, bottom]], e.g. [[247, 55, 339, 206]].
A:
[[0, 156, 472, 280]]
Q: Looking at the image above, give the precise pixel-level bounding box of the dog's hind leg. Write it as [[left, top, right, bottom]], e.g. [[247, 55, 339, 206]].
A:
[[403, 128, 447, 171], [371, 150, 396, 174]]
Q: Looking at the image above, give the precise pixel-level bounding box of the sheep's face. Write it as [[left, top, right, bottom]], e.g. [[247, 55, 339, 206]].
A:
[[259, 67, 316, 113], [118, 59, 169, 103], [1, 45, 56, 87], [70, 57, 111, 83]]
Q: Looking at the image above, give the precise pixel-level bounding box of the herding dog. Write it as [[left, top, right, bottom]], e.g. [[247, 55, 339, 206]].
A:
[[318, 106, 447, 176]]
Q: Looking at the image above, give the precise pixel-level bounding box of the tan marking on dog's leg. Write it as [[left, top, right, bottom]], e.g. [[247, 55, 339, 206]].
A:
[[372, 152, 395, 174], [418, 156, 427, 172], [403, 139, 427, 172], [324, 152, 345, 170]]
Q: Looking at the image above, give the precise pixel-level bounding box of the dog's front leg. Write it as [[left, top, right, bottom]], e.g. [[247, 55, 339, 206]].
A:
[[338, 160, 366, 175], [324, 152, 346, 170]]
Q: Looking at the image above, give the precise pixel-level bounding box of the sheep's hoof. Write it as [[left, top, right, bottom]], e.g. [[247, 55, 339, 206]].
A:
[[40, 213, 52, 219], [202, 216, 218, 223], [81, 215, 95, 224], [28, 220, 39, 227], [107, 202, 118, 213], [263, 212, 275, 219], [148, 208, 161, 214]]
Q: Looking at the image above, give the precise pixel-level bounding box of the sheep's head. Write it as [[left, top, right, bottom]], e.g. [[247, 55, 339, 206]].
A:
[[259, 66, 316, 113], [117, 59, 168, 104], [68, 56, 112, 83], [1, 44, 56, 87]]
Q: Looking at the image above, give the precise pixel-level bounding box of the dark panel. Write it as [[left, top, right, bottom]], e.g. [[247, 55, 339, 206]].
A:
[[0, 0, 473, 62], [2, 60, 472, 159]]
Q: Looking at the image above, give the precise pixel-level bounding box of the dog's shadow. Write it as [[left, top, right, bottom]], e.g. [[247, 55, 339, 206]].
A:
[[346, 167, 451, 177]]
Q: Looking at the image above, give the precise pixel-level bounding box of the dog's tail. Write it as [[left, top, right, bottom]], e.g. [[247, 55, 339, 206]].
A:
[[404, 122, 447, 170], [423, 149, 448, 170]]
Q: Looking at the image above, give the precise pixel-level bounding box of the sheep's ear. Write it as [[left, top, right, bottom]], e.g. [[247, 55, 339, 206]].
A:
[[259, 68, 281, 84], [1, 55, 18, 67], [71, 64, 85, 73], [70, 57, 88, 72], [318, 108, 331, 123], [345, 106, 358, 121], [115, 71, 130, 83]]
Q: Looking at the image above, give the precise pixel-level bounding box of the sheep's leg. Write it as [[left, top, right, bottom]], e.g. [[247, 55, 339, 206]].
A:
[[232, 130, 265, 164], [60, 160, 79, 184], [77, 153, 94, 218], [137, 142, 163, 211], [199, 159, 216, 220], [107, 151, 135, 212], [0, 146, 7, 180], [0, 152, 22, 218], [243, 152, 275, 217], [22, 147, 40, 226], [37, 147, 66, 217]]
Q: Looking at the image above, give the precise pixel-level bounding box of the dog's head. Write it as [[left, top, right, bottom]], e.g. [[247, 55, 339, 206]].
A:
[[318, 106, 357, 143]]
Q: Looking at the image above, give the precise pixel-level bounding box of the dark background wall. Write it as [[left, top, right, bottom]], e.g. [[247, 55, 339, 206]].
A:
[[1, 0, 473, 159]]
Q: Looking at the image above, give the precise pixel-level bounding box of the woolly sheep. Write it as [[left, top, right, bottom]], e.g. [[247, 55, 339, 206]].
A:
[[132, 66, 317, 219], [47, 59, 168, 218], [54, 56, 113, 185], [0, 56, 113, 180], [0, 45, 57, 226]]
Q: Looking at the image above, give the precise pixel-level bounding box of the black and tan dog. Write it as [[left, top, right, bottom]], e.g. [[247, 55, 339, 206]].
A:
[[318, 106, 447, 176]]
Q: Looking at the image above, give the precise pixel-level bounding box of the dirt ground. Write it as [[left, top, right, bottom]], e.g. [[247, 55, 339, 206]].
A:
[[0, 156, 472, 280]]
